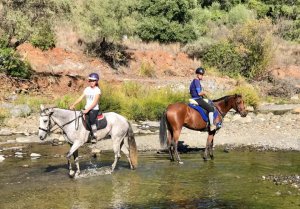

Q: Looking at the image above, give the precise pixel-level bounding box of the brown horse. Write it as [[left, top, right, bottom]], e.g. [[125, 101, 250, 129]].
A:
[[159, 94, 248, 164]]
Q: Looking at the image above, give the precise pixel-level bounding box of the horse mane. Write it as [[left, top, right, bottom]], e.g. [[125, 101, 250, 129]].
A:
[[212, 94, 242, 106]]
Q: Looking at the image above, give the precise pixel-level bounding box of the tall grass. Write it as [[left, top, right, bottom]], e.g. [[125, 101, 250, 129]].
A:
[[99, 81, 189, 121]]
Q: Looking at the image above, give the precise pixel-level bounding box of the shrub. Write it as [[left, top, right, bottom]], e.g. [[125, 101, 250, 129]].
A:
[[0, 47, 32, 79], [0, 108, 9, 126], [278, 19, 300, 43], [202, 41, 243, 77], [123, 81, 145, 98], [247, 0, 269, 18], [56, 95, 76, 109], [14, 95, 53, 112], [136, 0, 197, 43], [183, 37, 216, 59], [230, 19, 274, 79], [139, 61, 156, 78], [228, 85, 260, 108], [228, 4, 256, 26], [99, 82, 122, 112], [30, 22, 56, 50]]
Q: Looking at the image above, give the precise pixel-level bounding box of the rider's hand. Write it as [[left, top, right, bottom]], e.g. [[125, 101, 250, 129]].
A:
[[70, 105, 75, 110], [82, 109, 89, 114]]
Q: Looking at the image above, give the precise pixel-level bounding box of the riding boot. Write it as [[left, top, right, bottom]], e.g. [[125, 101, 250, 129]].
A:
[[208, 112, 216, 131], [91, 124, 97, 144]]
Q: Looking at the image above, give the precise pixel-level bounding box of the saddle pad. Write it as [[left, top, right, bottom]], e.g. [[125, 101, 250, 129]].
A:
[[97, 115, 107, 130], [188, 104, 218, 122]]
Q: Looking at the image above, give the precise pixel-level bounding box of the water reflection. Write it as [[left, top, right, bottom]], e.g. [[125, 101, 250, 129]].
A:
[[0, 145, 299, 209]]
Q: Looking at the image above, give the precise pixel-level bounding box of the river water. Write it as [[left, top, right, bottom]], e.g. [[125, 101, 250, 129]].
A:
[[0, 143, 299, 209]]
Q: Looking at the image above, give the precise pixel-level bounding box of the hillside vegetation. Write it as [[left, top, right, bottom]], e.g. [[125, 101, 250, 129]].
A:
[[0, 0, 299, 80]]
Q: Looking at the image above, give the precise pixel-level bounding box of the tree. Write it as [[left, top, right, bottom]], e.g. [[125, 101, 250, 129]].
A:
[[137, 0, 197, 43]]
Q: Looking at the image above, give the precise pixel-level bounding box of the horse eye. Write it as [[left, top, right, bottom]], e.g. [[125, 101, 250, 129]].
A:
[[43, 120, 48, 123]]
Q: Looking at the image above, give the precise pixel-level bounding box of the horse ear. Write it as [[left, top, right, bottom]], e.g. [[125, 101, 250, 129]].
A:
[[40, 104, 45, 110]]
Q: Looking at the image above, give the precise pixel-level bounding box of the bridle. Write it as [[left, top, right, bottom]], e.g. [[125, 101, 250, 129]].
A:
[[233, 96, 244, 114], [38, 109, 82, 136], [38, 111, 54, 134], [213, 95, 244, 119]]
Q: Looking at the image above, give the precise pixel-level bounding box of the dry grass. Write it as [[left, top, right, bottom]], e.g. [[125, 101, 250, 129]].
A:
[[123, 38, 181, 55], [272, 37, 300, 67]]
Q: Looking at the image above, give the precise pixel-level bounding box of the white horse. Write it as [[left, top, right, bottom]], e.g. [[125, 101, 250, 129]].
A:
[[38, 105, 138, 177]]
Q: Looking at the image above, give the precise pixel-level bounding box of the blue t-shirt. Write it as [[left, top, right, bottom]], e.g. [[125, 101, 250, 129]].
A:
[[189, 79, 202, 99]]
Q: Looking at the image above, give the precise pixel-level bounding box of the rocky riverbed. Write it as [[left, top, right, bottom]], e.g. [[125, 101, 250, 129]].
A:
[[0, 106, 299, 191], [0, 106, 300, 151]]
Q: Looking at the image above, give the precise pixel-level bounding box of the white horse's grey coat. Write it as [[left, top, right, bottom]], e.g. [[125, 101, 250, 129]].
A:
[[38, 105, 137, 177]]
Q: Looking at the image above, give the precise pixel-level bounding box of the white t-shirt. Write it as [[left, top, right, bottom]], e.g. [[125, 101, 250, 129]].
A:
[[83, 86, 101, 110]]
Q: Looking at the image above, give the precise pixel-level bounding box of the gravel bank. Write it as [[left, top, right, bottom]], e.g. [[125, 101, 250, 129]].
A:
[[92, 111, 300, 152]]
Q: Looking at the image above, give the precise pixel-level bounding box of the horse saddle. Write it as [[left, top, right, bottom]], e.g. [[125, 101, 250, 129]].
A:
[[83, 113, 107, 130], [188, 99, 219, 123], [95, 114, 107, 130]]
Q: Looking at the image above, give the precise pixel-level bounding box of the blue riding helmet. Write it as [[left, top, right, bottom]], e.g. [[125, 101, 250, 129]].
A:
[[195, 67, 205, 75], [88, 73, 99, 81]]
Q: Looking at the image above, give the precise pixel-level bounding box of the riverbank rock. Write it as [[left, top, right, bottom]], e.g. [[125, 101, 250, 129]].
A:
[[0, 128, 13, 136], [16, 135, 40, 143], [0, 155, 5, 162]]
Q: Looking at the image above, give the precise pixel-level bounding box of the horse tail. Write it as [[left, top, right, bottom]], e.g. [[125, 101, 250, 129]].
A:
[[127, 122, 138, 169], [159, 111, 168, 148]]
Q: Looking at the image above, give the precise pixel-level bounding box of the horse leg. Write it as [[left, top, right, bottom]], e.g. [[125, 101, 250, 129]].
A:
[[67, 141, 82, 177], [73, 149, 80, 177], [209, 136, 215, 160], [67, 157, 74, 177], [111, 137, 122, 172], [172, 130, 183, 164], [203, 133, 214, 161]]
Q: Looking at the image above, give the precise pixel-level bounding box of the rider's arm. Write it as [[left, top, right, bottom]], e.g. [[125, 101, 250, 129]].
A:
[[70, 93, 85, 109], [84, 94, 100, 112], [195, 80, 206, 97]]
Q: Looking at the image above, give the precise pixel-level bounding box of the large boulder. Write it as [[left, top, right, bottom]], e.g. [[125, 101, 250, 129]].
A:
[[10, 104, 32, 117]]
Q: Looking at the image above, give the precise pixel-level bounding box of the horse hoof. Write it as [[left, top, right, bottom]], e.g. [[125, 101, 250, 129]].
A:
[[69, 170, 75, 178], [178, 161, 184, 165], [203, 157, 208, 161]]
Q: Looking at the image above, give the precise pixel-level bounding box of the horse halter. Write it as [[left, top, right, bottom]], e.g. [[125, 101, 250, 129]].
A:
[[233, 96, 243, 114], [38, 111, 54, 134], [39, 109, 82, 135]]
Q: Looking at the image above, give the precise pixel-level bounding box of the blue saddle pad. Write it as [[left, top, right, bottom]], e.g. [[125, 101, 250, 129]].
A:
[[188, 104, 218, 122]]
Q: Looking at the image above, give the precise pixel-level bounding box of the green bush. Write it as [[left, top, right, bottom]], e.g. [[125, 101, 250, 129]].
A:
[[123, 81, 145, 98], [247, 0, 269, 18], [137, 0, 197, 43], [30, 22, 56, 50], [0, 47, 32, 79], [230, 19, 274, 79], [14, 95, 53, 112], [228, 4, 256, 26], [183, 37, 216, 58], [279, 19, 300, 43], [202, 41, 243, 77], [228, 85, 260, 108]]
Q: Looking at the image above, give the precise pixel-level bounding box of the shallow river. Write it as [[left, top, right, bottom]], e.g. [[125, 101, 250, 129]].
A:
[[0, 143, 299, 209]]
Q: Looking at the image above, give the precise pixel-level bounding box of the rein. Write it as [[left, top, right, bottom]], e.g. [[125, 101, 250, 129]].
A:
[[39, 110, 83, 135]]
